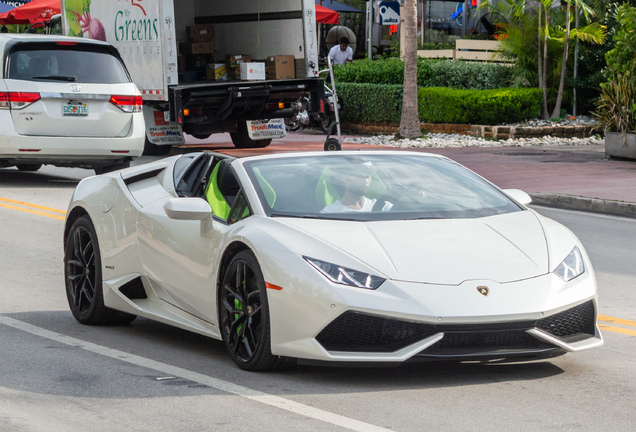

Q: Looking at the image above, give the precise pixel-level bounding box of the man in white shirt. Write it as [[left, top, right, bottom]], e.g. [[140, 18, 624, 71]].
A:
[[328, 37, 353, 66]]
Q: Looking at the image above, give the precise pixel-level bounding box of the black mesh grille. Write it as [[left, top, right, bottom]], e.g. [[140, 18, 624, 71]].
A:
[[424, 330, 553, 356], [535, 300, 596, 341], [119, 277, 147, 300], [316, 311, 438, 353], [316, 301, 596, 354]]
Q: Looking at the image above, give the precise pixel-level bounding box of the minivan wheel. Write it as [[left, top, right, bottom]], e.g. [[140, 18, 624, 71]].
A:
[[94, 161, 130, 175], [16, 163, 42, 172]]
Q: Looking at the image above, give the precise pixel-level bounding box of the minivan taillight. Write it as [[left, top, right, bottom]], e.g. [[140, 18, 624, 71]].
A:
[[109, 95, 142, 113], [0, 92, 41, 110]]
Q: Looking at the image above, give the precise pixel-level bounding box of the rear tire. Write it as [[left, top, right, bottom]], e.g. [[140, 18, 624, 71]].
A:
[[16, 163, 42, 172], [94, 161, 130, 175], [143, 138, 172, 156], [64, 216, 136, 325], [230, 121, 273, 149]]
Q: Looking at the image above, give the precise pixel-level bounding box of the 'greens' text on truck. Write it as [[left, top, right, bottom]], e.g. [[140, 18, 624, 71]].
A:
[[60, 0, 326, 154]]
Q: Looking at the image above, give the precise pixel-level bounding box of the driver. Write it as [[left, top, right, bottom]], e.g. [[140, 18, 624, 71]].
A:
[[321, 163, 392, 213]]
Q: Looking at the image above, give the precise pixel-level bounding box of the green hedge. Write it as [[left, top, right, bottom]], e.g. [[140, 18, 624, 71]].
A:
[[336, 83, 404, 123], [332, 58, 516, 90], [418, 87, 542, 125], [335, 82, 541, 125]]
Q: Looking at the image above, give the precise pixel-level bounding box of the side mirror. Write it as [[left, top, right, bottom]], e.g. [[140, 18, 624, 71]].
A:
[[503, 189, 532, 206], [164, 197, 212, 220]]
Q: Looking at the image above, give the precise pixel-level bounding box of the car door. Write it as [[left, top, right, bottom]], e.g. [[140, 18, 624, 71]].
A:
[[135, 158, 248, 323]]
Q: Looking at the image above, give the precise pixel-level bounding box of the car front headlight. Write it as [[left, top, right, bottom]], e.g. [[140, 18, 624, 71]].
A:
[[554, 246, 585, 282], [304, 256, 385, 290]]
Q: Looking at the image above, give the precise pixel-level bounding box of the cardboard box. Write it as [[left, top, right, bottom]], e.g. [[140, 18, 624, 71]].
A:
[[188, 25, 213, 39], [207, 63, 228, 81], [189, 41, 214, 54], [265, 55, 295, 79], [226, 54, 252, 66], [239, 62, 266, 81]]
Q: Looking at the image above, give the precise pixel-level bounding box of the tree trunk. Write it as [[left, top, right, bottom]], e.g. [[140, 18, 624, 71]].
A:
[[398, 0, 421, 138], [537, 9, 547, 119], [552, 7, 571, 118], [542, 9, 550, 120]]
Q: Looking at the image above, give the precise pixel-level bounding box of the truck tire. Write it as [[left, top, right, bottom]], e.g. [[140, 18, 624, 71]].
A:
[[143, 138, 172, 156], [230, 121, 272, 149]]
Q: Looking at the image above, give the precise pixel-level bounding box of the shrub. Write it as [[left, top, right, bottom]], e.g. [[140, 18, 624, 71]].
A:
[[332, 58, 516, 90], [418, 87, 542, 125], [335, 83, 403, 123], [335, 82, 541, 125]]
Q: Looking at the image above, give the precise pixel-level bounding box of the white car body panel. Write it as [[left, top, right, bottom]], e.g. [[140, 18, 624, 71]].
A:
[[64, 150, 603, 365]]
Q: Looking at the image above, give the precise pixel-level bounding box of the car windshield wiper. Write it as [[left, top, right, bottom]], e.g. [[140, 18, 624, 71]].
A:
[[32, 75, 77, 82]]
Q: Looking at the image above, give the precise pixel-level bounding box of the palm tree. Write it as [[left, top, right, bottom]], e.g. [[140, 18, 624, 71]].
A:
[[484, 0, 605, 119], [398, 0, 421, 138], [551, 0, 605, 118]]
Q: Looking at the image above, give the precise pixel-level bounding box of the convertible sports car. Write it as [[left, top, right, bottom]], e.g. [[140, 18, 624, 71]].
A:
[[64, 150, 603, 371]]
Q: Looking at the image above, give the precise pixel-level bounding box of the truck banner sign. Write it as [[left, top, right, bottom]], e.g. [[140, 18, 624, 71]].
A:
[[143, 108, 185, 145], [247, 119, 287, 140]]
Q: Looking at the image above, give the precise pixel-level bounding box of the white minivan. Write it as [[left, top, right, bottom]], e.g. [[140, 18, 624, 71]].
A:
[[0, 34, 144, 174]]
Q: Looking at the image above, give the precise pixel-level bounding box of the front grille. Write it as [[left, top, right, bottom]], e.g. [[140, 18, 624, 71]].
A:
[[535, 300, 596, 341], [316, 311, 438, 353], [316, 301, 596, 355], [119, 277, 147, 300], [423, 329, 553, 356]]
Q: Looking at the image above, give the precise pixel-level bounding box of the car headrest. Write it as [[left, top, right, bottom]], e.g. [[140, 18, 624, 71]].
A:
[[216, 160, 240, 195]]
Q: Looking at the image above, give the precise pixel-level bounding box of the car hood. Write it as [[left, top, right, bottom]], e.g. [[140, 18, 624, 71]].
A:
[[278, 210, 549, 284]]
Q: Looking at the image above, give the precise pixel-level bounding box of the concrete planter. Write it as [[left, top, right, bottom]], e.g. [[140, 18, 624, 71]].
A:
[[605, 132, 636, 159]]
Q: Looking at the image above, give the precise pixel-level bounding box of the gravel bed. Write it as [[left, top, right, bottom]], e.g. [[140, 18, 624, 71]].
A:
[[343, 115, 604, 149]]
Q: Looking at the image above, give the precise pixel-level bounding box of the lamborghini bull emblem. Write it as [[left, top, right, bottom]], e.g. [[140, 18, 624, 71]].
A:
[[476, 286, 490, 297]]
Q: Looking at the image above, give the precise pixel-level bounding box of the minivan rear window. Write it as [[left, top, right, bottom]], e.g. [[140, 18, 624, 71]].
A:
[[6, 42, 131, 84]]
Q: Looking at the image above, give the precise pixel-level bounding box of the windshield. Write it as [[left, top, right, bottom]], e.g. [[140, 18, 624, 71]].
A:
[[244, 153, 523, 221]]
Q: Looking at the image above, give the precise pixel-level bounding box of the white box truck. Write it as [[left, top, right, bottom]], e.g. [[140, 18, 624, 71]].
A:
[[60, 0, 325, 154]]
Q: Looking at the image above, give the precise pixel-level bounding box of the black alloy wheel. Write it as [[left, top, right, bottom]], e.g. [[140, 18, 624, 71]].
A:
[[64, 216, 135, 325], [219, 250, 280, 371]]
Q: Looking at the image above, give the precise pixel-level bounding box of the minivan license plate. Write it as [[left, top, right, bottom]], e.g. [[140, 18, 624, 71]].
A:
[[63, 103, 88, 116]]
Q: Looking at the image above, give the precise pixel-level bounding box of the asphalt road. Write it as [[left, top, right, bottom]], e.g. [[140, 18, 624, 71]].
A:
[[1, 162, 635, 432]]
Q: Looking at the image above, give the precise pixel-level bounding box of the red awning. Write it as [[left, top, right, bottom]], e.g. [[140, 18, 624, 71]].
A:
[[316, 4, 339, 25], [0, 0, 60, 25]]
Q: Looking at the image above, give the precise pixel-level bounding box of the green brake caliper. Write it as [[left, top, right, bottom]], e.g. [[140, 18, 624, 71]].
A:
[[234, 297, 244, 335]]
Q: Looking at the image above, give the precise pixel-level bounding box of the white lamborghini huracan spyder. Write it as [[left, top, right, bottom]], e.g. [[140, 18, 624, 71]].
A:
[[64, 151, 603, 370]]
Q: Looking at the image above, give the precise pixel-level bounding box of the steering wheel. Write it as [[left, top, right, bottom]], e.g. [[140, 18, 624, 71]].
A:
[[372, 185, 408, 212]]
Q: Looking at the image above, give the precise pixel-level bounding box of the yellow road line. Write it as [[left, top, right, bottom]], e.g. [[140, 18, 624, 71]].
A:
[[598, 314, 636, 328], [0, 197, 66, 221], [0, 196, 67, 214], [599, 324, 636, 337]]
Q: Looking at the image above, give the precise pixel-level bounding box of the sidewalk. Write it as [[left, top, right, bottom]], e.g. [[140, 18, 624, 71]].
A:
[[177, 131, 636, 218]]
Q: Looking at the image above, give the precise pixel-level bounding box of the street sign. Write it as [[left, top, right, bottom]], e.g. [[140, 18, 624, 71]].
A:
[[378, 1, 400, 25]]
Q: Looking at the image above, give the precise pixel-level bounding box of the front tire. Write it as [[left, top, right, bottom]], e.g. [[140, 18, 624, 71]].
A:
[[219, 250, 280, 371], [64, 216, 136, 325]]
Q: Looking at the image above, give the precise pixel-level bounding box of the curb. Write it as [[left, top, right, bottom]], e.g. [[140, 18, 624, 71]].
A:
[[530, 193, 636, 219]]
